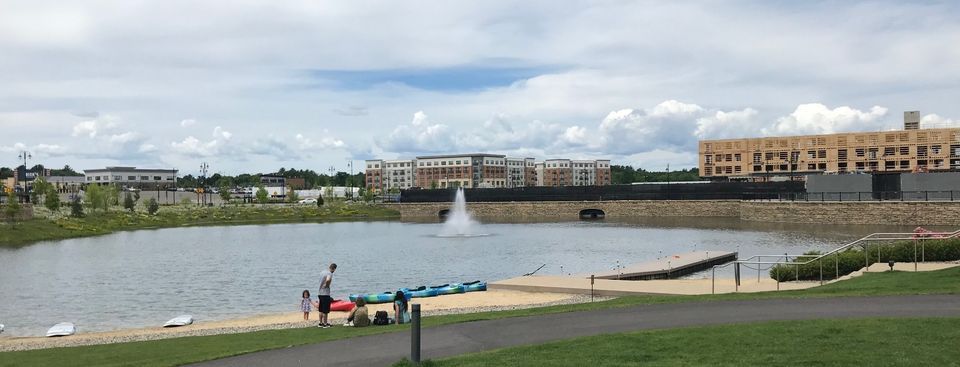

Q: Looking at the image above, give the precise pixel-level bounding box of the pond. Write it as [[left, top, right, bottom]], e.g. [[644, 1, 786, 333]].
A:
[[0, 217, 928, 337]]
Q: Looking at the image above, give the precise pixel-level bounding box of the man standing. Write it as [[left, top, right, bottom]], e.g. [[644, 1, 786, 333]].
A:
[[317, 263, 337, 328]]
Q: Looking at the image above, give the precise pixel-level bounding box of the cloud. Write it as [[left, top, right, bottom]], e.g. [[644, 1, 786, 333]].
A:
[[920, 113, 959, 128], [180, 119, 197, 127], [72, 116, 119, 138], [763, 104, 890, 136], [213, 126, 232, 140], [332, 106, 369, 116], [378, 111, 457, 154]]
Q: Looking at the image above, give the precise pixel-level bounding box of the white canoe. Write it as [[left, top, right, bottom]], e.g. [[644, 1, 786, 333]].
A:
[[163, 315, 194, 327], [46, 322, 76, 337]]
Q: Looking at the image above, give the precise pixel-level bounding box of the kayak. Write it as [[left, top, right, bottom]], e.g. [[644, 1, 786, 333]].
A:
[[349, 292, 398, 304], [464, 281, 487, 292], [401, 286, 440, 298], [330, 299, 355, 312], [163, 315, 194, 328], [46, 322, 76, 337], [430, 284, 465, 295]]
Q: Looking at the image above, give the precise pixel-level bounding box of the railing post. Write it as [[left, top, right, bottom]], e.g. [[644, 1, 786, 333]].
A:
[[819, 258, 823, 285], [795, 263, 799, 281], [835, 252, 839, 280], [864, 244, 869, 272], [411, 303, 421, 364], [757, 260, 761, 283], [711, 267, 715, 295], [914, 239, 918, 272], [734, 262, 740, 292]]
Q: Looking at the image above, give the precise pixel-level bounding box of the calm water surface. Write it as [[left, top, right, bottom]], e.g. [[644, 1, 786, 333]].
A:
[[0, 218, 932, 337]]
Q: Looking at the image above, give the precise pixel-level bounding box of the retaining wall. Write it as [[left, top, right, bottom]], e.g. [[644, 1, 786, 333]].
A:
[[388, 200, 960, 226]]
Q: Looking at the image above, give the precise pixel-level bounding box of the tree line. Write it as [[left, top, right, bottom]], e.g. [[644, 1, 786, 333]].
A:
[[610, 165, 701, 185]]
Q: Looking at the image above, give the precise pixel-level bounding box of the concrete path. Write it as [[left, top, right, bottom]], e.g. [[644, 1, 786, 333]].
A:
[[192, 294, 960, 367]]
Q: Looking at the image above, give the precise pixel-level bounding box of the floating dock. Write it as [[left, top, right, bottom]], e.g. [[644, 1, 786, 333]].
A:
[[589, 250, 737, 281]]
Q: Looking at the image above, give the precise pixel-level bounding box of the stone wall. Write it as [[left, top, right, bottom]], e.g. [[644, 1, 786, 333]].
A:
[[389, 200, 960, 226], [739, 201, 960, 226], [388, 200, 742, 220]]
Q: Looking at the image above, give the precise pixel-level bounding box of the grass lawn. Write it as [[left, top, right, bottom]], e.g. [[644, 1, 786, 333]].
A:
[[415, 317, 960, 367], [2, 266, 959, 367], [0, 203, 399, 247]]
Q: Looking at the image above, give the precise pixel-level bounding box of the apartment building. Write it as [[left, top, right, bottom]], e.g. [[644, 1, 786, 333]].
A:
[[365, 154, 613, 190], [415, 154, 507, 189], [699, 111, 960, 180], [364, 159, 416, 192], [505, 157, 537, 188]]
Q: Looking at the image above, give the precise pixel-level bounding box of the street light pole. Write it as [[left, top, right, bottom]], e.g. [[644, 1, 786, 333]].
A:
[[199, 162, 209, 206]]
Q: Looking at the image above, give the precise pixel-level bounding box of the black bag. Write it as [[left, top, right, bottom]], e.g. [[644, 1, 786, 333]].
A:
[[373, 311, 389, 325]]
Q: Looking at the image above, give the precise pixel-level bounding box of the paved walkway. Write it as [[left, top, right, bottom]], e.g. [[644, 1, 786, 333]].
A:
[[192, 294, 960, 367]]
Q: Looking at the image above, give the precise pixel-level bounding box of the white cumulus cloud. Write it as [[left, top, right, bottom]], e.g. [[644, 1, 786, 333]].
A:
[[763, 104, 890, 136]]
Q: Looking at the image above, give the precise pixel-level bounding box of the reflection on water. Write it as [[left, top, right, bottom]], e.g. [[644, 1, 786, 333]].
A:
[[0, 218, 942, 337]]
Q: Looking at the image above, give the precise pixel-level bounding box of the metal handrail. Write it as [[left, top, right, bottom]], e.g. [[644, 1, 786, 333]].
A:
[[710, 229, 960, 294]]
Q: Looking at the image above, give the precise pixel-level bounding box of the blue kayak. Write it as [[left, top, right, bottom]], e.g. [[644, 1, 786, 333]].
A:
[[430, 284, 465, 295], [401, 286, 440, 298], [463, 281, 487, 292], [349, 292, 400, 304]]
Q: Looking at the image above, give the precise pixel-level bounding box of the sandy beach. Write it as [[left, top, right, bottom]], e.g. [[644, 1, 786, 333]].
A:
[[0, 290, 604, 352]]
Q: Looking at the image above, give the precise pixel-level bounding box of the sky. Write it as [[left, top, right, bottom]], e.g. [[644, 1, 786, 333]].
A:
[[1, 0, 959, 176]]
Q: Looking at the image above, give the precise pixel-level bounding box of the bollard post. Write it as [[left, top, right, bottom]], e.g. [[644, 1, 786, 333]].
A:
[[590, 275, 595, 302], [711, 267, 715, 295], [411, 304, 421, 364]]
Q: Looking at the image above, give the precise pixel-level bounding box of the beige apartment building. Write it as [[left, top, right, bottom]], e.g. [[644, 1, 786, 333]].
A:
[[699, 111, 960, 180], [365, 154, 612, 191]]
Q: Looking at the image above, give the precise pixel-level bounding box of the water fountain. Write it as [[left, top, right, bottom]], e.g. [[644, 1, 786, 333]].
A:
[[438, 187, 485, 237]]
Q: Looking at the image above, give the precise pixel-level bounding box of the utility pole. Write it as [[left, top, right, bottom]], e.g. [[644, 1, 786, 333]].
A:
[[346, 159, 354, 200], [199, 162, 209, 206]]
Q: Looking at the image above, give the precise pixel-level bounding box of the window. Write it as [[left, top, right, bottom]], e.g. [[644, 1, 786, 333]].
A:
[[900, 146, 910, 155], [153, 176, 161, 181], [855, 162, 865, 171], [141, 176, 149, 180], [128, 176, 136, 180], [114, 175, 122, 180], [900, 160, 910, 169], [917, 146, 928, 158], [753, 165, 762, 172], [868, 148, 878, 160], [838, 149, 847, 161], [95, 176, 101, 181], [856, 148, 865, 157], [765, 152, 774, 160], [807, 150, 816, 159], [818, 150, 826, 159], [778, 152, 787, 160], [87, 177, 93, 181], [705, 156, 713, 164], [753, 153, 762, 163], [884, 147, 895, 156], [818, 163, 826, 170], [932, 145, 942, 155], [807, 163, 816, 170]]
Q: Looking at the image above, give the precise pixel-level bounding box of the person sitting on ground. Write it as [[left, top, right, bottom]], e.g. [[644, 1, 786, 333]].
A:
[[344, 298, 370, 327], [393, 291, 410, 325]]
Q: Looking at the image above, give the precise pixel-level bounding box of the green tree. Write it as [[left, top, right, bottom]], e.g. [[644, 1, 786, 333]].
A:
[[430, 181, 438, 189], [70, 195, 84, 217], [4, 191, 21, 224], [146, 198, 159, 215], [219, 183, 232, 203], [286, 187, 300, 203], [255, 185, 269, 204], [362, 187, 375, 202], [32, 177, 52, 205], [44, 186, 60, 211], [86, 184, 107, 212], [123, 192, 135, 212], [106, 185, 120, 207]]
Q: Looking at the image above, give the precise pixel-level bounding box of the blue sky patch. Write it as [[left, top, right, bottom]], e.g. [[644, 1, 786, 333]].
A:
[[308, 65, 559, 92]]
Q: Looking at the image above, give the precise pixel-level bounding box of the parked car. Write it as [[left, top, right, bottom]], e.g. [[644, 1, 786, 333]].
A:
[[298, 198, 318, 204]]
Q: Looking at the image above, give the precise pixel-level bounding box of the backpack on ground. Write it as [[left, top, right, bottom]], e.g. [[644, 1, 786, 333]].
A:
[[373, 311, 389, 325]]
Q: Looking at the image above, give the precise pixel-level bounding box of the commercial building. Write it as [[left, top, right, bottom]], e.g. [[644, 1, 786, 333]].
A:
[[84, 167, 178, 189], [46, 176, 85, 193], [364, 154, 612, 191], [699, 111, 960, 180]]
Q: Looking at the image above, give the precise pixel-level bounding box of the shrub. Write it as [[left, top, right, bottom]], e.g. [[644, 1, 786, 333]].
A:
[[44, 187, 60, 212], [123, 193, 135, 212], [317, 194, 324, 207], [70, 196, 85, 218], [146, 198, 159, 215], [771, 238, 960, 281]]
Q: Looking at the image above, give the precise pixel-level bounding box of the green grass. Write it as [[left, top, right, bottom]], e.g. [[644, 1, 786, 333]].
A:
[[0, 203, 400, 247], [3, 266, 959, 367], [418, 318, 960, 366]]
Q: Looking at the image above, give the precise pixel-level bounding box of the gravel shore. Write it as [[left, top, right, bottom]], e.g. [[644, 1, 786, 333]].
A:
[[0, 292, 612, 352]]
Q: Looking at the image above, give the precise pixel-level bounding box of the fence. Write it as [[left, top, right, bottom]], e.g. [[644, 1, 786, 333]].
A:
[[763, 191, 960, 202], [399, 182, 805, 202]]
